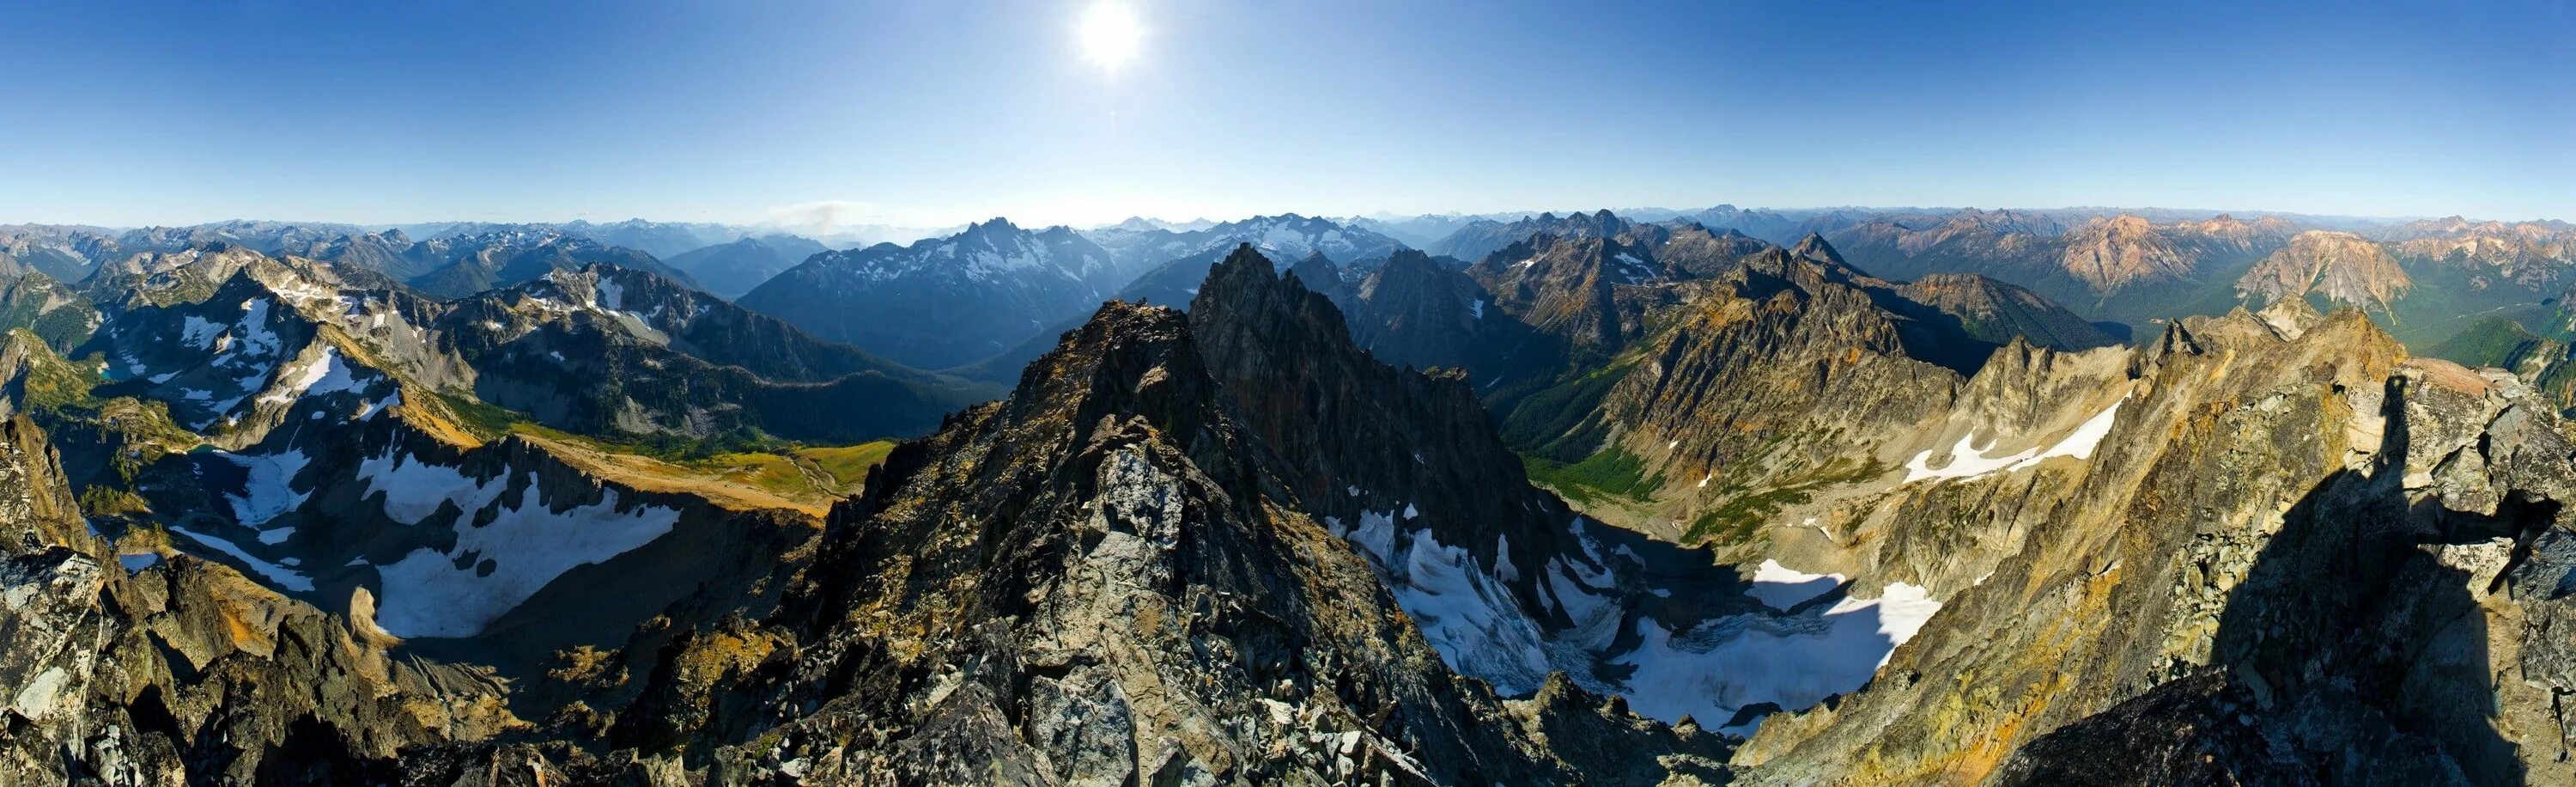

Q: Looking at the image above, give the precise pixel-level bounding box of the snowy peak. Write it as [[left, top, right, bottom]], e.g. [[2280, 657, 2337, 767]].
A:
[[736, 220, 1125, 367], [790, 217, 1109, 286], [81, 267, 408, 442], [400, 228, 701, 300], [1201, 212, 1407, 263], [1084, 212, 1410, 274]]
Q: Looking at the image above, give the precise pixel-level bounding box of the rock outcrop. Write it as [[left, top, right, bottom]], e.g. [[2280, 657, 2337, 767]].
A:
[[0, 415, 519, 784]]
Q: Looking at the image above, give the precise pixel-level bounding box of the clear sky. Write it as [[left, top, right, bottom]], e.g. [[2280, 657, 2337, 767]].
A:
[[3, 0, 2569, 229]]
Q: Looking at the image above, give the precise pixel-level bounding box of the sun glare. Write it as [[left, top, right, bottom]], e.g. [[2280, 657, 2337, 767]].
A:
[[1077, 1, 1145, 70]]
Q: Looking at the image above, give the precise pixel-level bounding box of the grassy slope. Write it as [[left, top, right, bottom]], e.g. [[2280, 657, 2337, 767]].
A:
[[436, 392, 893, 517]]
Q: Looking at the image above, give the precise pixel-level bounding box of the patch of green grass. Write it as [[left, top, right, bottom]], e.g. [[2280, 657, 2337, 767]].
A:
[[0, 278, 98, 351], [668, 442, 894, 501], [2424, 315, 2558, 369], [433, 390, 792, 461], [1498, 357, 1631, 461], [794, 442, 896, 487], [1522, 445, 1664, 505], [432, 392, 529, 441], [1688, 488, 1813, 546], [439, 388, 900, 503], [1682, 458, 1884, 546], [77, 485, 150, 516], [9, 331, 101, 413]]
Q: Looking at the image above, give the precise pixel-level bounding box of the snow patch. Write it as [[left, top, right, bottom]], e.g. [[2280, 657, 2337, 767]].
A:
[[1902, 394, 2127, 484], [216, 449, 312, 527], [356, 448, 510, 525], [1617, 581, 1941, 735], [1341, 511, 1945, 737], [257, 346, 367, 405], [1385, 528, 1553, 693], [171, 527, 314, 592], [2008, 394, 2127, 468], [180, 315, 225, 348], [1747, 559, 1843, 611]]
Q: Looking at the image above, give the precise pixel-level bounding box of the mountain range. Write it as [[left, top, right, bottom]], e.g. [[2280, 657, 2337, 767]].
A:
[[14, 203, 2576, 784]]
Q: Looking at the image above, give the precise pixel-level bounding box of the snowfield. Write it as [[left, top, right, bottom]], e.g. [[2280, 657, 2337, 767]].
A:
[[1622, 579, 1940, 735], [1334, 504, 1944, 735], [369, 480, 682, 638]]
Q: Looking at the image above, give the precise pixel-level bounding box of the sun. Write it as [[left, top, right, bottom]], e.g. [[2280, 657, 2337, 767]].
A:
[[1076, 0, 1145, 70]]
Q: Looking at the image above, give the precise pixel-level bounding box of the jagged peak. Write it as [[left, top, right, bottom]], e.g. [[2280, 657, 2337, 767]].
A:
[[1789, 232, 1847, 266], [1003, 299, 1206, 423], [1206, 242, 1277, 286], [2255, 295, 2325, 339], [1284, 250, 1345, 290], [2098, 213, 2154, 232], [1377, 247, 1438, 271]]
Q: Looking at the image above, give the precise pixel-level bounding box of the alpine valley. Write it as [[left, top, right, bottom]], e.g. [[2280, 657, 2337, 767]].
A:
[[9, 201, 2576, 787]]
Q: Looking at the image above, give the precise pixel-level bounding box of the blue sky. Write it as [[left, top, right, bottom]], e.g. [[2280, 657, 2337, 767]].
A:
[[3, 0, 2569, 228]]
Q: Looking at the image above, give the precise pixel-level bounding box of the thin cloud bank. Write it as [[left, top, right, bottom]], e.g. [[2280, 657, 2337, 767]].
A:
[[756, 200, 960, 247]]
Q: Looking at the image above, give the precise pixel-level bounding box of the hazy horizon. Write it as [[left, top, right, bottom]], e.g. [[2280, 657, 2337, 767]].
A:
[[8, 202, 2539, 239]]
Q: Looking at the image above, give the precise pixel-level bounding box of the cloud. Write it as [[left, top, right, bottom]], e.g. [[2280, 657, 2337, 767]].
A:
[[753, 200, 973, 246], [757, 199, 894, 235]]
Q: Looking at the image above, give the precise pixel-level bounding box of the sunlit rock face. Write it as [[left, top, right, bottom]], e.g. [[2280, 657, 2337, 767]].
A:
[[1735, 306, 2576, 786]]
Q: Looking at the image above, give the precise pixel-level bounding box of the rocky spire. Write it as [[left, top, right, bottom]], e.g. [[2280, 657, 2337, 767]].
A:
[[1789, 232, 1848, 267]]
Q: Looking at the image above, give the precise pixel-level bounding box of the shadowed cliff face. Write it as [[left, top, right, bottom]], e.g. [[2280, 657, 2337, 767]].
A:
[[1995, 461, 2543, 786]]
